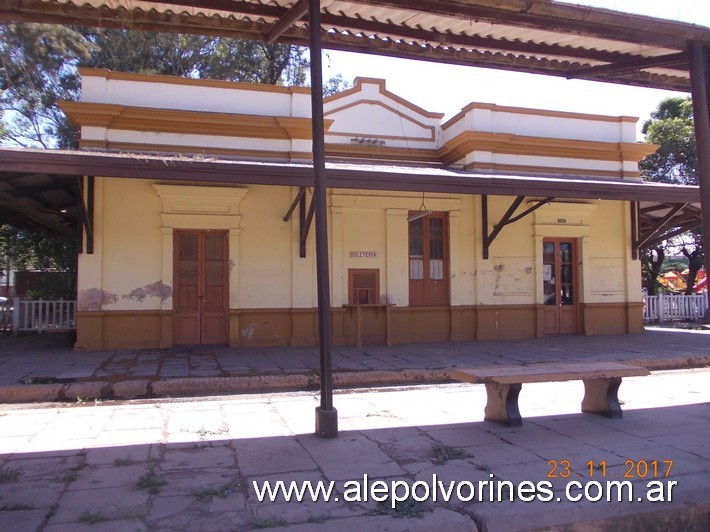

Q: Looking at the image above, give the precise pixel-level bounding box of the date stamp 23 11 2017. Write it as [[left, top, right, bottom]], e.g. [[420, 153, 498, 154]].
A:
[[547, 459, 674, 479]]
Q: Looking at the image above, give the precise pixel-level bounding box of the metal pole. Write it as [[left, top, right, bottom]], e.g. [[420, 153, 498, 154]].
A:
[[309, 0, 338, 438], [688, 42, 710, 313]]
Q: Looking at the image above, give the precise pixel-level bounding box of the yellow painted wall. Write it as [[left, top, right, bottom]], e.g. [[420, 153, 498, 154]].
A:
[[340, 209, 387, 301], [77, 177, 164, 312], [239, 186, 293, 308], [77, 180, 638, 316]]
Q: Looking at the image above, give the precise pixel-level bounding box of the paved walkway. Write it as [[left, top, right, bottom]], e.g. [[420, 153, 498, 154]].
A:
[[1, 328, 709, 530], [1, 328, 710, 403], [0, 368, 709, 531]]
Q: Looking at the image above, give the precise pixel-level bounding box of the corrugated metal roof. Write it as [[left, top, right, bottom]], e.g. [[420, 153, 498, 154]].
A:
[[2, 0, 706, 91]]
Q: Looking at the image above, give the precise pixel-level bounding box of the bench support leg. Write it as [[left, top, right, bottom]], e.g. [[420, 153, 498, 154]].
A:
[[581, 377, 623, 419], [484, 383, 522, 426]]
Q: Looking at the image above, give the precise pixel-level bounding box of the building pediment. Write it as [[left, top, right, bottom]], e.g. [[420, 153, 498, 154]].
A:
[[324, 77, 443, 148]]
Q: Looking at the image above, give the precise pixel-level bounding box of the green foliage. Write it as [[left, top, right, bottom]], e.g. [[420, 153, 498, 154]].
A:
[[323, 73, 352, 97], [0, 466, 22, 482], [0, 99, 6, 138], [431, 443, 472, 463], [0, 502, 34, 511], [190, 479, 238, 501], [371, 498, 427, 518], [639, 97, 703, 294], [0, 225, 75, 271], [640, 97, 696, 185], [81, 29, 309, 85], [251, 516, 289, 529], [0, 224, 77, 298], [0, 23, 93, 148], [78, 510, 105, 524], [136, 473, 167, 494]]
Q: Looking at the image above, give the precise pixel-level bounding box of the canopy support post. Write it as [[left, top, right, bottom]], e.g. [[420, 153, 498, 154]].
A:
[[309, 0, 338, 438], [689, 42, 710, 312]]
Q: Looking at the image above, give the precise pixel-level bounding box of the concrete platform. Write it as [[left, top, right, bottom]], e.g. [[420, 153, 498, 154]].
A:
[[0, 369, 708, 531], [1, 327, 709, 404]]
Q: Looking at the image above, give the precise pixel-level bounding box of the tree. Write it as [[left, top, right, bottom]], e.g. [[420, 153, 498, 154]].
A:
[[640, 97, 703, 295], [323, 73, 351, 97], [641, 246, 665, 296], [640, 97, 697, 186], [1, 23, 313, 148], [81, 29, 309, 85], [0, 226, 77, 298], [0, 23, 93, 148]]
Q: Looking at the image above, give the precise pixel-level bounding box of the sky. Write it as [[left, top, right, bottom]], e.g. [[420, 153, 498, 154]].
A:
[[321, 1, 710, 136]]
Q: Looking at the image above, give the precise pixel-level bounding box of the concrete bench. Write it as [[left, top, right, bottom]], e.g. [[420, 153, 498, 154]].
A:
[[450, 362, 650, 427]]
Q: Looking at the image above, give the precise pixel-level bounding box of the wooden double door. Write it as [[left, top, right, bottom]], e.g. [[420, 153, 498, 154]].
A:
[[543, 238, 579, 335], [408, 213, 449, 306], [173, 230, 229, 345]]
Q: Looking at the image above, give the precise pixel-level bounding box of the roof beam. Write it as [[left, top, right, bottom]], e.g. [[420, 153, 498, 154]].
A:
[[318, 13, 681, 67], [642, 220, 703, 248], [346, 0, 704, 49], [74, 176, 94, 254], [265, 0, 309, 43], [300, 192, 315, 258], [283, 186, 307, 222], [316, 33, 691, 92], [639, 203, 676, 214], [635, 203, 687, 250], [567, 52, 688, 80], [0, 149, 701, 203], [482, 195, 553, 259], [0, 190, 77, 239], [8, 177, 76, 197]]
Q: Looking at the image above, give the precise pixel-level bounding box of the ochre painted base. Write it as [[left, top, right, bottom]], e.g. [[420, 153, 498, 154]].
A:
[[75, 310, 171, 351], [581, 302, 645, 335], [75, 302, 644, 351]]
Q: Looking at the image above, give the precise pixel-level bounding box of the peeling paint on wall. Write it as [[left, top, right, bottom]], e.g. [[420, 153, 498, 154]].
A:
[[123, 281, 173, 303], [241, 322, 281, 339], [78, 288, 118, 311], [241, 323, 257, 339]]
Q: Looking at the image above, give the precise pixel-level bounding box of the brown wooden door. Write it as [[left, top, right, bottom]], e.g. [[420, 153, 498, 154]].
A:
[[174, 230, 228, 345], [409, 213, 449, 306], [543, 239, 578, 335]]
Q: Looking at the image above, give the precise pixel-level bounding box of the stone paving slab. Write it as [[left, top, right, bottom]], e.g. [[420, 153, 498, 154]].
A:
[[1, 328, 710, 404]]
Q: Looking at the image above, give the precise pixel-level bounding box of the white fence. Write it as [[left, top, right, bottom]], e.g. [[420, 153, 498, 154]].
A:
[[643, 293, 708, 323], [0, 298, 76, 333]]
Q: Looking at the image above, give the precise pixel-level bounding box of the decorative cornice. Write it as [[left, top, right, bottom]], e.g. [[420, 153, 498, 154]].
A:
[[79, 68, 311, 95], [61, 101, 332, 140], [439, 131, 658, 166], [442, 102, 639, 131]]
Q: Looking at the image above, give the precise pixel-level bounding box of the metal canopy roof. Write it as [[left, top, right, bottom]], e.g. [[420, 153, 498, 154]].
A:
[[0, 169, 82, 239], [0, 1, 707, 239], [0, 147, 700, 239], [2, 0, 709, 92]]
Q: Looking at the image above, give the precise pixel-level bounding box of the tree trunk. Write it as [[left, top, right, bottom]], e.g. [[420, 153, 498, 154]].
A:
[[643, 247, 664, 296], [682, 247, 703, 295]]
